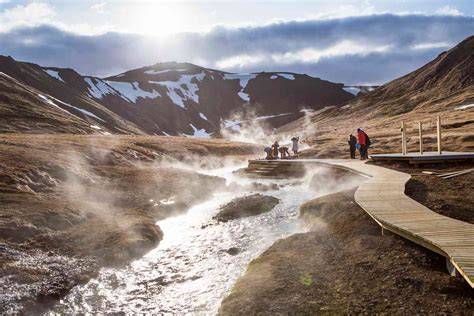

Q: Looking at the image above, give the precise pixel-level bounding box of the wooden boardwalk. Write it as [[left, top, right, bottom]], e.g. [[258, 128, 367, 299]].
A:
[[248, 159, 474, 287]]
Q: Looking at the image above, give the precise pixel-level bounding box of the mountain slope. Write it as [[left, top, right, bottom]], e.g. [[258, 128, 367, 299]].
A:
[[0, 56, 145, 135], [0, 57, 354, 136], [277, 36, 474, 157]]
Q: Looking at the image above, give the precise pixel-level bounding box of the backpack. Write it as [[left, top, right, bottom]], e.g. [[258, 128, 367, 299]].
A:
[[363, 132, 371, 147]]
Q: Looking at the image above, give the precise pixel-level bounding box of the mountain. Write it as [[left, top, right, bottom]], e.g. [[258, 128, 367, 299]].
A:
[[0, 58, 354, 136], [0, 56, 144, 135], [277, 35, 474, 157]]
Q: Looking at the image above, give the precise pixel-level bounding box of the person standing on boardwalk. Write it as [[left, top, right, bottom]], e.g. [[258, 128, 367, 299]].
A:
[[348, 134, 357, 159], [357, 128, 367, 160], [291, 136, 299, 157]]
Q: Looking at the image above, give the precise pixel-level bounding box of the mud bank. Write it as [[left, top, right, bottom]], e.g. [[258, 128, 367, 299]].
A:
[[219, 187, 473, 314], [0, 134, 258, 313]]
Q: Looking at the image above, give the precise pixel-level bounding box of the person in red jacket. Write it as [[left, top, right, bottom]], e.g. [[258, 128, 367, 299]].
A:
[[357, 128, 367, 160]]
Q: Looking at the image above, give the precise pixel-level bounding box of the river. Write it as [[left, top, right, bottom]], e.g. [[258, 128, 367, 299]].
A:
[[50, 165, 317, 314]]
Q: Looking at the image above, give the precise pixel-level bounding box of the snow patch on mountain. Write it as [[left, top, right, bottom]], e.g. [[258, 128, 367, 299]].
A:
[[150, 71, 206, 108], [145, 68, 188, 75], [38, 93, 105, 122], [255, 113, 293, 120], [199, 112, 208, 120], [85, 77, 123, 100], [223, 73, 257, 102], [270, 75, 278, 79], [223, 119, 241, 131], [279, 73, 295, 80], [43, 69, 65, 83], [185, 124, 212, 138], [343, 86, 361, 96], [107, 81, 161, 102], [456, 103, 474, 110]]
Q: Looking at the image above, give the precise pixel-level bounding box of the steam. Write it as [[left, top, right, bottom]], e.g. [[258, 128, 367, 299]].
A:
[[219, 109, 275, 145], [220, 108, 319, 154]]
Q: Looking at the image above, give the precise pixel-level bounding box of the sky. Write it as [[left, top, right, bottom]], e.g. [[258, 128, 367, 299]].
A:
[[0, 0, 472, 84]]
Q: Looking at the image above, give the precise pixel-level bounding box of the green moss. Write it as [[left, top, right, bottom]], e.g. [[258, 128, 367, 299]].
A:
[[300, 273, 314, 287]]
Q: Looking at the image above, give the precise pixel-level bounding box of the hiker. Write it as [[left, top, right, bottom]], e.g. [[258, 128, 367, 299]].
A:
[[291, 136, 299, 157], [357, 128, 370, 160], [279, 146, 290, 159], [272, 141, 280, 159], [348, 134, 357, 159], [264, 146, 273, 159]]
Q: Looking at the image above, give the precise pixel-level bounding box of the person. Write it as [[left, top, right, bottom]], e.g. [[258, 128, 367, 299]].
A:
[[291, 136, 299, 157], [264, 146, 273, 159], [357, 128, 367, 160], [279, 146, 290, 159], [348, 134, 357, 159], [363, 130, 371, 158], [272, 141, 280, 159]]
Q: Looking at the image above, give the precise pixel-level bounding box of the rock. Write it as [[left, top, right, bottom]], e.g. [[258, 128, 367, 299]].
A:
[[213, 194, 280, 222], [226, 247, 241, 255]]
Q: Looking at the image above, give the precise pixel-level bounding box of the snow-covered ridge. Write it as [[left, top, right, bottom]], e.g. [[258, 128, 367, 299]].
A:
[[145, 68, 188, 75], [43, 69, 65, 83], [270, 73, 295, 80]]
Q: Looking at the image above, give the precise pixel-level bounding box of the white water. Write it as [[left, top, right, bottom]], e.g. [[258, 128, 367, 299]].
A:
[[51, 165, 316, 314]]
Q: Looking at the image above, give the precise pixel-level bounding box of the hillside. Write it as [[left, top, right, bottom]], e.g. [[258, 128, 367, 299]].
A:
[[0, 57, 144, 135], [277, 36, 474, 157], [0, 58, 354, 136]]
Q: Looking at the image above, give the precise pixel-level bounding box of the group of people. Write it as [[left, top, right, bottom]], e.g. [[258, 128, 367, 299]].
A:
[[262, 129, 370, 160], [264, 136, 299, 159], [348, 128, 370, 160]]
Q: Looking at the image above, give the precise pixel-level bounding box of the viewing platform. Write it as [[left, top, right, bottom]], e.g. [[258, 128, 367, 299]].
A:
[[369, 151, 474, 165]]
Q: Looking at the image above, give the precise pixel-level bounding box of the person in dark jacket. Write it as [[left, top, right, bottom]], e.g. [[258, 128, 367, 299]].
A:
[[348, 134, 357, 159], [279, 146, 290, 159]]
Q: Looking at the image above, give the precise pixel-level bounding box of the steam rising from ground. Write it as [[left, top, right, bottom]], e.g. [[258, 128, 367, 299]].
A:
[[220, 109, 318, 153]]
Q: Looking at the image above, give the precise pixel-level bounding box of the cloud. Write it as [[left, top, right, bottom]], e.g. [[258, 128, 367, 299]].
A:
[[0, 14, 471, 84], [0, 2, 56, 32], [91, 2, 107, 13], [436, 5, 462, 16]]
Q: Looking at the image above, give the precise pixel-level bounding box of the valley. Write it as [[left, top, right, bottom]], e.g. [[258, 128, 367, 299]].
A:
[[0, 29, 473, 314]]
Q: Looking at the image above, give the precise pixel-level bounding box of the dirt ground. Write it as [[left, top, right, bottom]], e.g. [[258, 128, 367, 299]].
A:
[[0, 134, 259, 313], [371, 161, 474, 224], [219, 186, 473, 314]]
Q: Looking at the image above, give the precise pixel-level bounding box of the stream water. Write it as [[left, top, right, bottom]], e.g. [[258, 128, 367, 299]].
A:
[[50, 165, 317, 314]]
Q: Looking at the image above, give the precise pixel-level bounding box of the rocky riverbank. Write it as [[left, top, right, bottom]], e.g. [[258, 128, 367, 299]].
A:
[[220, 185, 473, 314]]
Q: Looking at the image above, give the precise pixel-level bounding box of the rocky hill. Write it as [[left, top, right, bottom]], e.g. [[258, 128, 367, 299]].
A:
[[0, 58, 354, 136], [277, 36, 474, 157]]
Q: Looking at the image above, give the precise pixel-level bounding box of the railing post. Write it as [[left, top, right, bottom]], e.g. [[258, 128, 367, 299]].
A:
[[401, 121, 407, 155], [437, 115, 442, 155], [419, 122, 423, 155]]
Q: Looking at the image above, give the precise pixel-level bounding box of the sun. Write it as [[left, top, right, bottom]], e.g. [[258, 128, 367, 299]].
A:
[[128, 2, 189, 37]]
